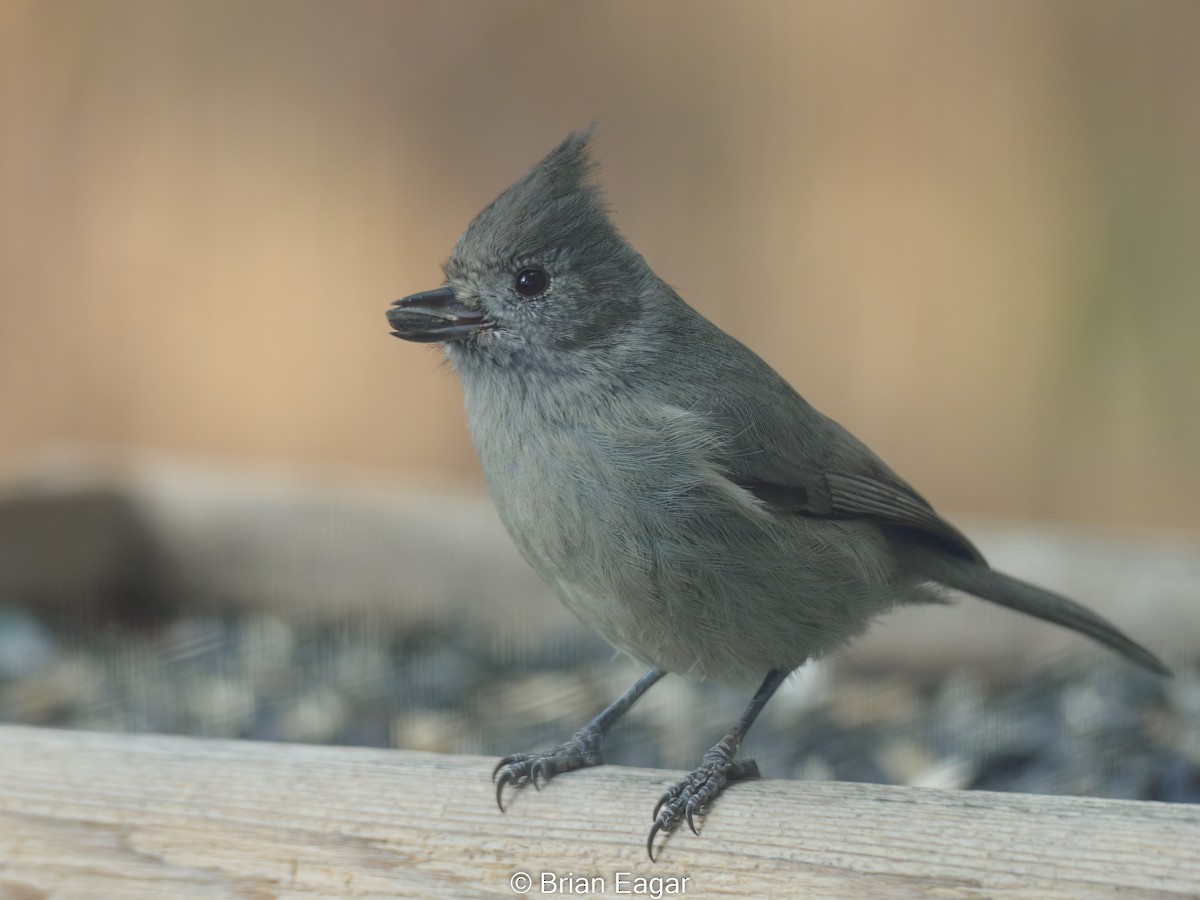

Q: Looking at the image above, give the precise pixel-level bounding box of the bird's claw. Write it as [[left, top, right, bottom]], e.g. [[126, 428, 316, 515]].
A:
[[646, 752, 760, 861], [491, 728, 605, 811]]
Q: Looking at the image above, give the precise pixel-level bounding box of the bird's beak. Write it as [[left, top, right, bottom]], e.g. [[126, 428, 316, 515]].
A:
[[387, 287, 493, 343]]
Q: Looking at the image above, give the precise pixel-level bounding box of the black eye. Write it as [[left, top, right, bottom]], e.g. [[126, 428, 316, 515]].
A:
[[513, 266, 549, 298]]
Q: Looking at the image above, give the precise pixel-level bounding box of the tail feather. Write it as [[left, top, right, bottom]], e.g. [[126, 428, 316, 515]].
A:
[[922, 557, 1171, 677]]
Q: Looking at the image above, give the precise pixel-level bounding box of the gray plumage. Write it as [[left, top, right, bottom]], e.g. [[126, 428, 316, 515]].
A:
[[421, 130, 1167, 686], [387, 130, 1168, 856]]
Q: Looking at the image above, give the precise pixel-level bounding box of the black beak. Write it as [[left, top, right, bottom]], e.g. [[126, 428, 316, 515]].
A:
[[387, 287, 493, 343]]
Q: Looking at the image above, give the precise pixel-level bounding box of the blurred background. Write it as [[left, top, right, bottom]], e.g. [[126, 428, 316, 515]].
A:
[[1, 1, 1198, 804], [3, 0, 1200, 528]]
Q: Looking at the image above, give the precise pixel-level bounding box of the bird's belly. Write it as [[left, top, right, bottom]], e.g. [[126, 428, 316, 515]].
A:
[[470, 405, 909, 688], [498, 481, 901, 689]]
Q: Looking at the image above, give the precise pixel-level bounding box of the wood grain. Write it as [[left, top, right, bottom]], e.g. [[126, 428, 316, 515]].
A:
[[0, 726, 1197, 898]]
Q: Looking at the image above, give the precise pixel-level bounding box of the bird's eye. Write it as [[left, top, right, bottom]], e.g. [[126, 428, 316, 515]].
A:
[[513, 266, 549, 298]]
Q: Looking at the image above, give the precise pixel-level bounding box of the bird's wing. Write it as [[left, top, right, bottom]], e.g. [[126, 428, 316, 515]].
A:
[[729, 468, 985, 564], [681, 324, 985, 564]]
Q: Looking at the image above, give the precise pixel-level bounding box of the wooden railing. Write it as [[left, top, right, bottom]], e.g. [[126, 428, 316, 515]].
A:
[[1, 725, 1198, 897]]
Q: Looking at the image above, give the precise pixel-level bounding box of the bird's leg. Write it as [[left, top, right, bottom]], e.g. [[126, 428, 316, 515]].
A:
[[647, 668, 788, 861], [493, 667, 666, 810]]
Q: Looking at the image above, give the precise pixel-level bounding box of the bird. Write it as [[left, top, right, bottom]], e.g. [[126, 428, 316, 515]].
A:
[[386, 129, 1170, 860]]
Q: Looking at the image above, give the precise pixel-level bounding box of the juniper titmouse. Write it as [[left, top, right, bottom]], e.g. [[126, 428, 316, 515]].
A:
[[387, 130, 1169, 859]]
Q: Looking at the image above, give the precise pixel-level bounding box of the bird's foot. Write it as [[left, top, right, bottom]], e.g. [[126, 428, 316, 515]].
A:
[[492, 726, 606, 810], [646, 737, 759, 861]]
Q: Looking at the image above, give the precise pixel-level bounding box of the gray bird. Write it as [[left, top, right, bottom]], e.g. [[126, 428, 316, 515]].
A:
[[387, 130, 1170, 860]]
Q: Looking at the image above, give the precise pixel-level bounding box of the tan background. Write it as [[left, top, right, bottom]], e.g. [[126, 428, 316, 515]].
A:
[[2, 0, 1198, 533]]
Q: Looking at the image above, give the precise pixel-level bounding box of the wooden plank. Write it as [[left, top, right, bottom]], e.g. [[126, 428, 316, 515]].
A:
[[0, 726, 1197, 898]]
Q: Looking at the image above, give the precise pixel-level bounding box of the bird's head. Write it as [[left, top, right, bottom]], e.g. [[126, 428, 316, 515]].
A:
[[389, 129, 663, 379]]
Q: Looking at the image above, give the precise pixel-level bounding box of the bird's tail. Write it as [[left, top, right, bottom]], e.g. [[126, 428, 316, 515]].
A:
[[918, 554, 1171, 676]]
